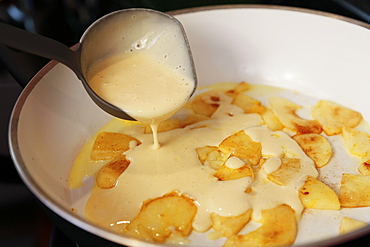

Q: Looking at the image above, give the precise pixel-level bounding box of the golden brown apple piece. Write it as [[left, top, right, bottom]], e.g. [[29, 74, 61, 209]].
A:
[[196, 146, 228, 170], [358, 160, 370, 175], [224, 204, 297, 247], [96, 156, 130, 189], [293, 133, 332, 168], [269, 96, 322, 134], [339, 173, 370, 208], [209, 209, 252, 239], [267, 158, 301, 186], [225, 81, 251, 97], [191, 91, 222, 117], [232, 94, 266, 114], [218, 130, 262, 166], [90, 132, 141, 161], [125, 192, 197, 243], [342, 127, 370, 158], [299, 176, 340, 210], [261, 108, 284, 131], [213, 156, 254, 181], [312, 100, 362, 136]]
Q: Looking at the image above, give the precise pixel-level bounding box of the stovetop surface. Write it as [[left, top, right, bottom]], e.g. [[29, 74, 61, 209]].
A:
[[1, 1, 370, 246]]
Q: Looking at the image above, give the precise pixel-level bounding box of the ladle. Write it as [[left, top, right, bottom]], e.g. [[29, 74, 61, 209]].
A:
[[0, 8, 197, 121]]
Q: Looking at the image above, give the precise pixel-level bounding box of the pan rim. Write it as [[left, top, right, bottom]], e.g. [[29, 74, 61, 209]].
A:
[[8, 4, 370, 247]]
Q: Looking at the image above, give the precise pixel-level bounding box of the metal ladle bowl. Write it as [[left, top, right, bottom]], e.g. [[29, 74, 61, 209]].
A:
[[0, 8, 197, 120]]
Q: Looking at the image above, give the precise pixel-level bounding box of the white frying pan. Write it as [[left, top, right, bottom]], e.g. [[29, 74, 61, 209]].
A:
[[9, 5, 370, 246]]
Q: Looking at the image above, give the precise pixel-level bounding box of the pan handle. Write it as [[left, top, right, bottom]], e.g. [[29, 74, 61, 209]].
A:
[[0, 21, 81, 86]]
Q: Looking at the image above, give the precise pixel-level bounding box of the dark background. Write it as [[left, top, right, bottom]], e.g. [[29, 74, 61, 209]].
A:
[[1, 0, 370, 246]]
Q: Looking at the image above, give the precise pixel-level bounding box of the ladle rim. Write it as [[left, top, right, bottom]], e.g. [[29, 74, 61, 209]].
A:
[[78, 8, 198, 121]]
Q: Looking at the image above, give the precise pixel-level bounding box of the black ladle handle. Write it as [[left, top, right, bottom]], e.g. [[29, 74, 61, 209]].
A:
[[0, 43, 44, 87], [0, 21, 135, 121], [0, 21, 82, 77]]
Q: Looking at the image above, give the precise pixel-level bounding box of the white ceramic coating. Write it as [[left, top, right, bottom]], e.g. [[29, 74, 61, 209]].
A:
[[9, 5, 370, 247]]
